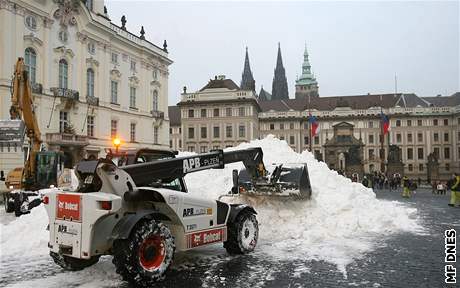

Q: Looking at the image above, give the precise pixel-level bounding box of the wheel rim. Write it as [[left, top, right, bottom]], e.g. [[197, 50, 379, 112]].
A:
[[241, 218, 257, 249], [138, 235, 165, 271]]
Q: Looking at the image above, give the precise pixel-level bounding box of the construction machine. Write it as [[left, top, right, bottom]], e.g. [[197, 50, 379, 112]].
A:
[[44, 147, 311, 286], [0, 58, 65, 215]]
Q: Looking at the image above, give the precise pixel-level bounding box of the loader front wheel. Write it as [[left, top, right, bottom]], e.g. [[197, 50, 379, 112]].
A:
[[224, 210, 259, 254], [112, 219, 175, 286], [50, 251, 99, 271]]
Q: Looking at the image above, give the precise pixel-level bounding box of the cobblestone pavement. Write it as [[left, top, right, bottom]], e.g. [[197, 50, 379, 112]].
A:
[[1, 188, 458, 287]]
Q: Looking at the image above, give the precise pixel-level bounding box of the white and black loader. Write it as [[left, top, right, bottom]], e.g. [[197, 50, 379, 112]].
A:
[[44, 147, 311, 286]]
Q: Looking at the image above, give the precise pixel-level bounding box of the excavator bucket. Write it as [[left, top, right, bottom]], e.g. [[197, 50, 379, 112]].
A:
[[235, 163, 312, 200], [0, 119, 25, 146]]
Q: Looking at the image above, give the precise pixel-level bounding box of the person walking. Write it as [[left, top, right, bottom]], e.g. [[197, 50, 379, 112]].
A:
[[402, 175, 411, 198], [448, 173, 460, 207], [362, 176, 369, 188]]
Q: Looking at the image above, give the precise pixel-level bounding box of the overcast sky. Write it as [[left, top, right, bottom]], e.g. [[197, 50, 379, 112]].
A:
[[107, 1, 459, 105]]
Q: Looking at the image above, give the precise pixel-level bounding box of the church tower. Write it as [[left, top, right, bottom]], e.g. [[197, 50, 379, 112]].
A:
[[295, 44, 319, 99], [240, 47, 255, 92], [271, 43, 289, 100]]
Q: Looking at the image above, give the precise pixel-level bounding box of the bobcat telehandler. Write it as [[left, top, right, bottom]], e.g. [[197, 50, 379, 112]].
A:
[[43, 147, 311, 286]]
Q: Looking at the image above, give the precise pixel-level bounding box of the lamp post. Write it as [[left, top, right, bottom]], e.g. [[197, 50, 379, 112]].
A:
[[113, 137, 121, 154]]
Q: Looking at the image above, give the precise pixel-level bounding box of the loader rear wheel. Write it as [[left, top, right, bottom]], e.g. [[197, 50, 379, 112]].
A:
[[3, 194, 14, 213], [112, 219, 175, 286], [224, 210, 259, 254], [50, 251, 99, 271]]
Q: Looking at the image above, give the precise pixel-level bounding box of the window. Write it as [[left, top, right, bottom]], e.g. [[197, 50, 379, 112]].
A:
[[58, 30, 68, 43], [179, 140, 182, 148], [446, 163, 450, 171], [407, 133, 412, 142], [368, 134, 374, 144], [111, 52, 118, 64], [418, 148, 424, 160], [280, 136, 285, 140], [169, 128, 172, 134], [407, 120, 412, 127], [290, 123, 294, 129], [152, 69, 158, 80], [59, 111, 68, 133], [86, 68, 94, 97], [111, 120, 117, 138], [226, 125, 232, 138], [444, 133, 449, 142], [433, 119, 438, 126], [25, 15, 37, 30], [444, 147, 450, 159], [290, 136, 295, 145], [434, 133, 439, 142], [408, 164, 413, 171], [226, 108, 232, 117], [212, 145, 220, 150], [444, 119, 449, 126], [314, 136, 319, 145], [188, 146, 195, 152], [213, 126, 220, 138], [434, 147, 440, 159], [188, 127, 195, 139], [130, 123, 136, 142], [59, 59, 68, 89], [396, 133, 401, 143], [188, 109, 194, 118], [130, 60, 136, 71], [200, 146, 207, 153], [87, 115, 94, 137], [152, 90, 158, 111], [154, 127, 159, 144], [396, 120, 401, 127], [85, 0, 93, 10], [129, 87, 136, 108], [417, 133, 423, 142], [170, 140, 172, 148], [417, 119, 422, 126], [239, 125, 245, 138], [239, 107, 245, 117], [87, 42, 95, 54], [201, 109, 207, 118], [304, 136, 309, 145], [24, 48, 37, 84], [280, 123, 284, 130], [111, 81, 118, 104], [369, 149, 375, 160], [368, 121, 374, 128], [269, 124, 274, 130], [201, 127, 207, 138], [419, 164, 424, 171], [213, 108, 219, 117], [407, 148, 413, 160]]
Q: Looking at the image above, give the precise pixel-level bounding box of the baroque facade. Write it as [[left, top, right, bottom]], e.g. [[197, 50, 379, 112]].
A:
[[0, 0, 172, 179]]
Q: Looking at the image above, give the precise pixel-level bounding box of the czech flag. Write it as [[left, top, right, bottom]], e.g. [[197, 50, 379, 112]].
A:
[[308, 114, 320, 137], [380, 112, 390, 135]]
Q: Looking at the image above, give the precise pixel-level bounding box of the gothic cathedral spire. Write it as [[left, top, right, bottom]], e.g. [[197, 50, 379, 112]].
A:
[[240, 47, 255, 92], [272, 43, 289, 100]]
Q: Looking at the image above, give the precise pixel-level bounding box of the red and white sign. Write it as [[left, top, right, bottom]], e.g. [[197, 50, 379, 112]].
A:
[[186, 228, 226, 249], [56, 194, 81, 222]]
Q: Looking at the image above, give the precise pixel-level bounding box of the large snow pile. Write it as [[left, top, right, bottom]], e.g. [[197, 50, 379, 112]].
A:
[[0, 136, 422, 278], [184, 135, 423, 274]]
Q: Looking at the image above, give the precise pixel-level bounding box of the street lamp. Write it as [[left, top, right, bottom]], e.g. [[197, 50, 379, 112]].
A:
[[113, 137, 121, 154]]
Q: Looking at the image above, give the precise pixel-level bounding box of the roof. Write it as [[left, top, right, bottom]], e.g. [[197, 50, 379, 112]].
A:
[[422, 92, 460, 107], [199, 78, 240, 91], [259, 98, 307, 112], [258, 87, 272, 101], [168, 106, 181, 126]]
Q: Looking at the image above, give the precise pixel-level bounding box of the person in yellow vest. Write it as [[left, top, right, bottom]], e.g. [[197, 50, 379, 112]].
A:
[[402, 176, 410, 198], [448, 173, 460, 207]]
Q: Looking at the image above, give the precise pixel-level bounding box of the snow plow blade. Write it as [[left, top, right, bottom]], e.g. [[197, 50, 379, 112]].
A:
[[0, 119, 25, 145], [231, 163, 312, 200]]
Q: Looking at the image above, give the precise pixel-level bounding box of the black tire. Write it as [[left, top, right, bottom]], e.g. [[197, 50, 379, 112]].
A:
[[50, 251, 99, 271], [224, 210, 259, 255], [112, 219, 175, 286], [4, 194, 14, 213]]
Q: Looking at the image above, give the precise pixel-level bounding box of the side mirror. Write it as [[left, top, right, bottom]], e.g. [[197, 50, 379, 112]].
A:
[[231, 169, 239, 194], [0, 170, 4, 181]]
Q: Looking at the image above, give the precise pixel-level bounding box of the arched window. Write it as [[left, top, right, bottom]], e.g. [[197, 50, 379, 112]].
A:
[[87, 68, 94, 97], [24, 48, 37, 84], [152, 90, 159, 111], [59, 59, 68, 89]]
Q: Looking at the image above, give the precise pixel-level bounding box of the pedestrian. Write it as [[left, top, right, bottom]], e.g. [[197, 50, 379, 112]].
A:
[[402, 175, 411, 198], [362, 176, 369, 188], [448, 173, 460, 207]]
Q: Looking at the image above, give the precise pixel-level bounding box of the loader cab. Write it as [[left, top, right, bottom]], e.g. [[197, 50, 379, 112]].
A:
[[35, 151, 64, 188], [106, 148, 177, 167]]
